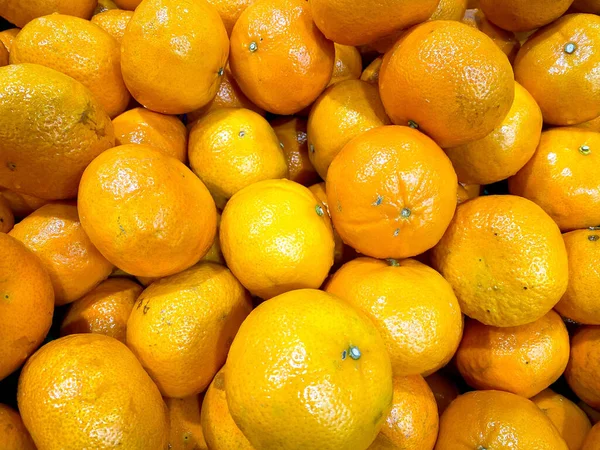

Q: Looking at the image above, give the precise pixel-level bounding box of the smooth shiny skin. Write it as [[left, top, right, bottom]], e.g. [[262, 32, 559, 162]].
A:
[[509, 128, 600, 231], [78, 144, 217, 278], [229, 0, 335, 115]]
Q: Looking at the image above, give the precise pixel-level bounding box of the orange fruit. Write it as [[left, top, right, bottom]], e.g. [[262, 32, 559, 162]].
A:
[[0, 189, 47, 219], [9, 202, 113, 306], [206, 0, 256, 35], [166, 395, 209, 450], [271, 116, 320, 186], [127, 262, 252, 397], [78, 144, 217, 278], [379, 21, 514, 148], [430, 0, 468, 20], [360, 56, 383, 85], [435, 390, 569, 449], [60, 278, 143, 342], [580, 402, 600, 425], [0, 195, 14, 233], [229, 0, 335, 114], [328, 43, 362, 86], [532, 389, 592, 450], [0, 28, 20, 53], [0, 403, 36, 450], [188, 108, 288, 208], [94, 0, 119, 14], [0, 233, 54, 381], [220, 179, 335, 299], [307, 79, 390, 179], [479, 0, 574, 32], [424, 372, 460, 415], [307, 181, 354, 268], [461, 8, 521, 63], [187, 65, 264, 124], [326, 126, 457, 259], [445, 82, 543, 185], [574, 0, 600, 13], [11, 14, 130, 118], [583, 422, 600, 450], [200, 368, 254, 449], [575, 115, 600, 132], [456, 311, 570, 397], [456, 183, 481, 205], [309, 0, 439, 46], [566, 326, 600, 409], [113, 107, 187, 162], [432, 195, 568, 327], [368, 375, 438, 450], [509, 128, 600, 231], [121, 0, 229, 114], [0, 42, 7, 67], [514, 14, 600, 126], [326, 257, 463, 377], [0, 63, 115, 200], [225, 289, 393, 450], [18, 334, 169, 449], [114, 0, 142, 9], [0, 0, 96, 27], [90, 9, 133, 43], [556, 228, 600, 324]]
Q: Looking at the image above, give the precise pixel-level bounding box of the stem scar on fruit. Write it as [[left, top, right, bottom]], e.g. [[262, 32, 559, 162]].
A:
[[580, 145, 591, 155], [564, 42, 577, 54], [249, 41, 258, 52], [401, 207, 411, 219], [373, 195, 383, 206]]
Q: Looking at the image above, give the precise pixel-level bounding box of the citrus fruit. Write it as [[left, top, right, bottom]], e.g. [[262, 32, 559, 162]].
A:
[[0, 194, 13, 233], [11, 14, 130, 118], [121, 0, 229, 114], [479, 0, 575, 32], [127, 262, 252, 397], [430, 0, 468, 20], [368, 375, 438, 450], [514, 14, 600, 125], [0, 189, 47, 219], [18, 334, 169, 450], [456, 183, 481, 205], [78, 144, 217, 278], [0, 63, 114, 200], [206, 0, 256, 35], [583, 423, 600, 450], [114, 0, 142, 9], [532, 389, 592, 450], [0, 403, 35, 450], [271, 116, 319, 186], [432, 195, 568, 327], [188, 108, 288, 208], [220, 179, 335, 299], [509, 128, 600, 232], [0, 0, 96, 27], [456, 311, 570, 397], [309, 0, 439, 46], [555, 229, 600, 324], [424, 373, 459, 415], [361, 56, 383, 85], [565, 326, 600, 409], [113, 107, 187, 162], [225, 289, 393, 450], [435, 390, 568, 449], [200, 368, 254, 449], [60, 278, 143, 342], [326, 125, 457, 259], [166, 395, 209, 450], [90, 9, 133, 43], [379, 20, 514, 148], [574, 0, 600, 13], [0, 233, 54, 381], [326, 257, 463, 377], [461, 8, 521, 63], [328, 43, 362, 86], [0, 28, 20, 53], [9, 202, 114, 305], [307, 79, 390, 179], [229, 0, 335, 114], [445, 82, 543, 186]]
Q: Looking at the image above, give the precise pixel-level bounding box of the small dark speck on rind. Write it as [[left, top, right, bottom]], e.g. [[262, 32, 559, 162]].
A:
[[143, 304, 150, 315], [373, 409, 384, 425], [486, 309, 490, 313], [589, 235, 599, 242], [493, 232, 498, 236], [7, 162, 16, 171], [393, 228, 400, 237], [523, 286, 528, 290], [373, 195, 383, 206], [0, 218, 3, 223]]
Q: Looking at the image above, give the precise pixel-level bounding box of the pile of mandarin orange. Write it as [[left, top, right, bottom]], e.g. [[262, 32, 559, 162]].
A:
[[1, 0, 600, 449]]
